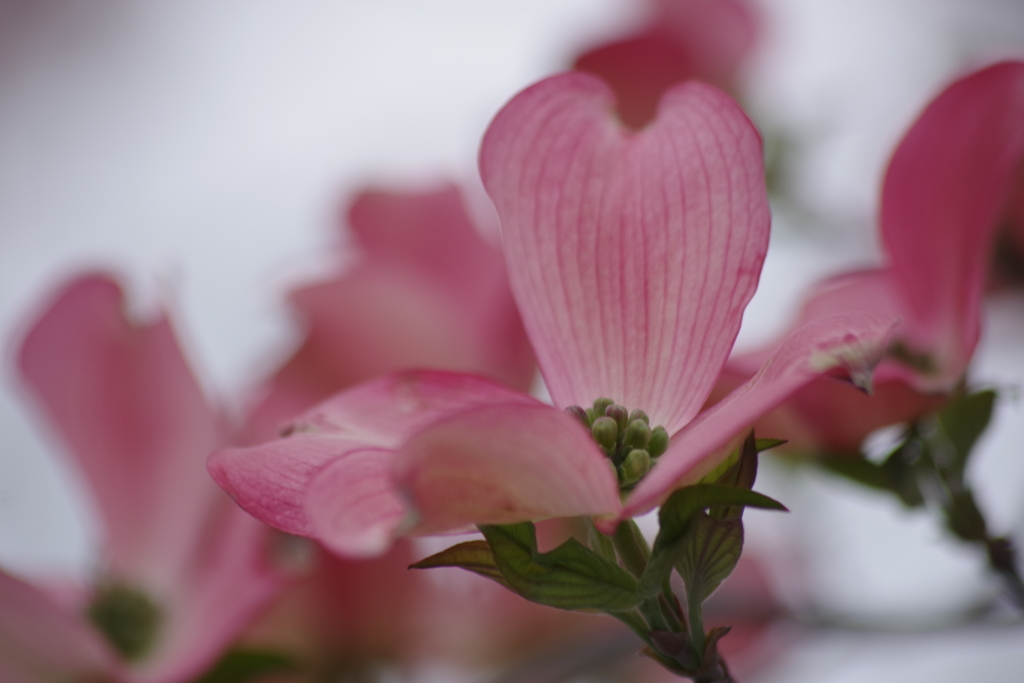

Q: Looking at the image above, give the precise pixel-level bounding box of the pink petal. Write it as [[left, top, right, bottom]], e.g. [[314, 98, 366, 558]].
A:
[[348, 185, 503, 311], [247, 185, 535, 439], [137, 506, 285, 683], [248, 265, 484, 439], [716, 352, 947, 456], [347, 186, 536, 391], [574, 30, 712, 132], [881, 61, 1024, 383], [651, 0, 758, 80], [1007, 178, 1024, 262], [209, 435, 356, 537], [393, 403, 621, 534], [620, 313, 899, 519], [281, 542, 425, 661], [17, 274, 226, 583], [0, 570, 117, 683], [764, 375, 948, 456], [304, 448, 407, 557], [480, 73, 769, 433], [574, 0, 757, 129], [796, 269, 906, 331], [211, 371, 536, 538]]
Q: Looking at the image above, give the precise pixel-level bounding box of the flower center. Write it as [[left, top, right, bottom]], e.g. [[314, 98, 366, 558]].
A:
[[565, 397, 669, 490], [87, 582, 161, 661]]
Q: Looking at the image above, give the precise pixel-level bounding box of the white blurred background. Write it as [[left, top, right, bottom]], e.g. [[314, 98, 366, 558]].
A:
[[1, 1, 1023, 680]]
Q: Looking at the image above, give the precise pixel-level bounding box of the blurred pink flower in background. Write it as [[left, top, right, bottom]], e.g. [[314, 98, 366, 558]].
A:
[[238, 540, 427, 678], [0, 568, 118, 683], [573, 0, 757, 129], [246, 183, 536, 442], [210, 71, 895, 558], [9, 273, 286, 682], [722, 60, 1024, 454]]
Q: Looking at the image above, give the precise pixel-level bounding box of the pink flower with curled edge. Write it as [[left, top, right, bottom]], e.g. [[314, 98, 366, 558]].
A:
[[210, 72, 896, 558], [573, 0, 758, 130], [246, 184, 535, 442], [722, 61, 1024, 454], [13, 274, 286, 683]]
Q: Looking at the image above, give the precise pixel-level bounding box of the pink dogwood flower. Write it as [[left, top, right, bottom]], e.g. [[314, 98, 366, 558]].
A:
[[246, 184, 535, 442], [573, 0, 758, 129], [210, 72, 896, 558], [12, 273, 285, 683], [723, 60, 1024, 453]]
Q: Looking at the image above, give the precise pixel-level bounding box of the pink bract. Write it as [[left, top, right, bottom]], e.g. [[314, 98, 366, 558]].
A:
[[881, 61, 1024, 386], [574, 0, 757, 129], [15, 273, 284, 683], [724, 61, 1024, 453], [210, 73, 896, 557], [247, 184, 535, 441]]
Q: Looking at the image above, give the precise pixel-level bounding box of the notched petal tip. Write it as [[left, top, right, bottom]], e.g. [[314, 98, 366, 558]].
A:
[[481, 71, 769, 432], [806, 316, 902, 395]]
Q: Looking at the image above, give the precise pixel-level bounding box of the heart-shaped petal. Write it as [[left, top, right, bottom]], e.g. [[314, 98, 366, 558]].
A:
[[481, 72, 769, 433]]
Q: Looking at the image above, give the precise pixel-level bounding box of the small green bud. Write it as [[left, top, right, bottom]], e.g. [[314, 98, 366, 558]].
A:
[[585, 407, 596, 423], [565, 405, 590, 427], [624, 419, 652, 449], [591, 416, 618, 451], [605, 404, 629, 431], [648, 426, 669, 457], [592, 397, 614, 416], [628, 409, 649, 424], [620, 449, 651, 485]]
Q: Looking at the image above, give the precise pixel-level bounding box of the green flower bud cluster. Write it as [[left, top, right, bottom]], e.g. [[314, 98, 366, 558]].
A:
[[565, 397, 670, 489]]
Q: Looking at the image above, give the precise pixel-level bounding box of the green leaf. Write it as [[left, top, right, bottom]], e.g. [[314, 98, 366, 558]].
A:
[[586, 519, 619, 565], [697, 433, 786, 488], [881, 440, 927, 508], [639, 485, 785, 598], [944, 490, 989, 542], [654, 485, 786, 554], [937, 390, 996, 473], [820, 455, 892, 491], [192, 649, 297, 683], [755, 438, 788, 452], [820, 441, 927, 508], [479, 523, 642, 612], [409, 540, 511, 590], [675, 513, 743, 605], [711, 432, 758, 492]]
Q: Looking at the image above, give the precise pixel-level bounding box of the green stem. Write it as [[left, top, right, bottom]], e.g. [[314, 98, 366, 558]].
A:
[[611, 520, 650, 578], [639, 597, 671, 632], [986, 537, 1024, 610], [658, 593, 684, 632], [687, 589, 706, 656], [663, 577, 685, 623]]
